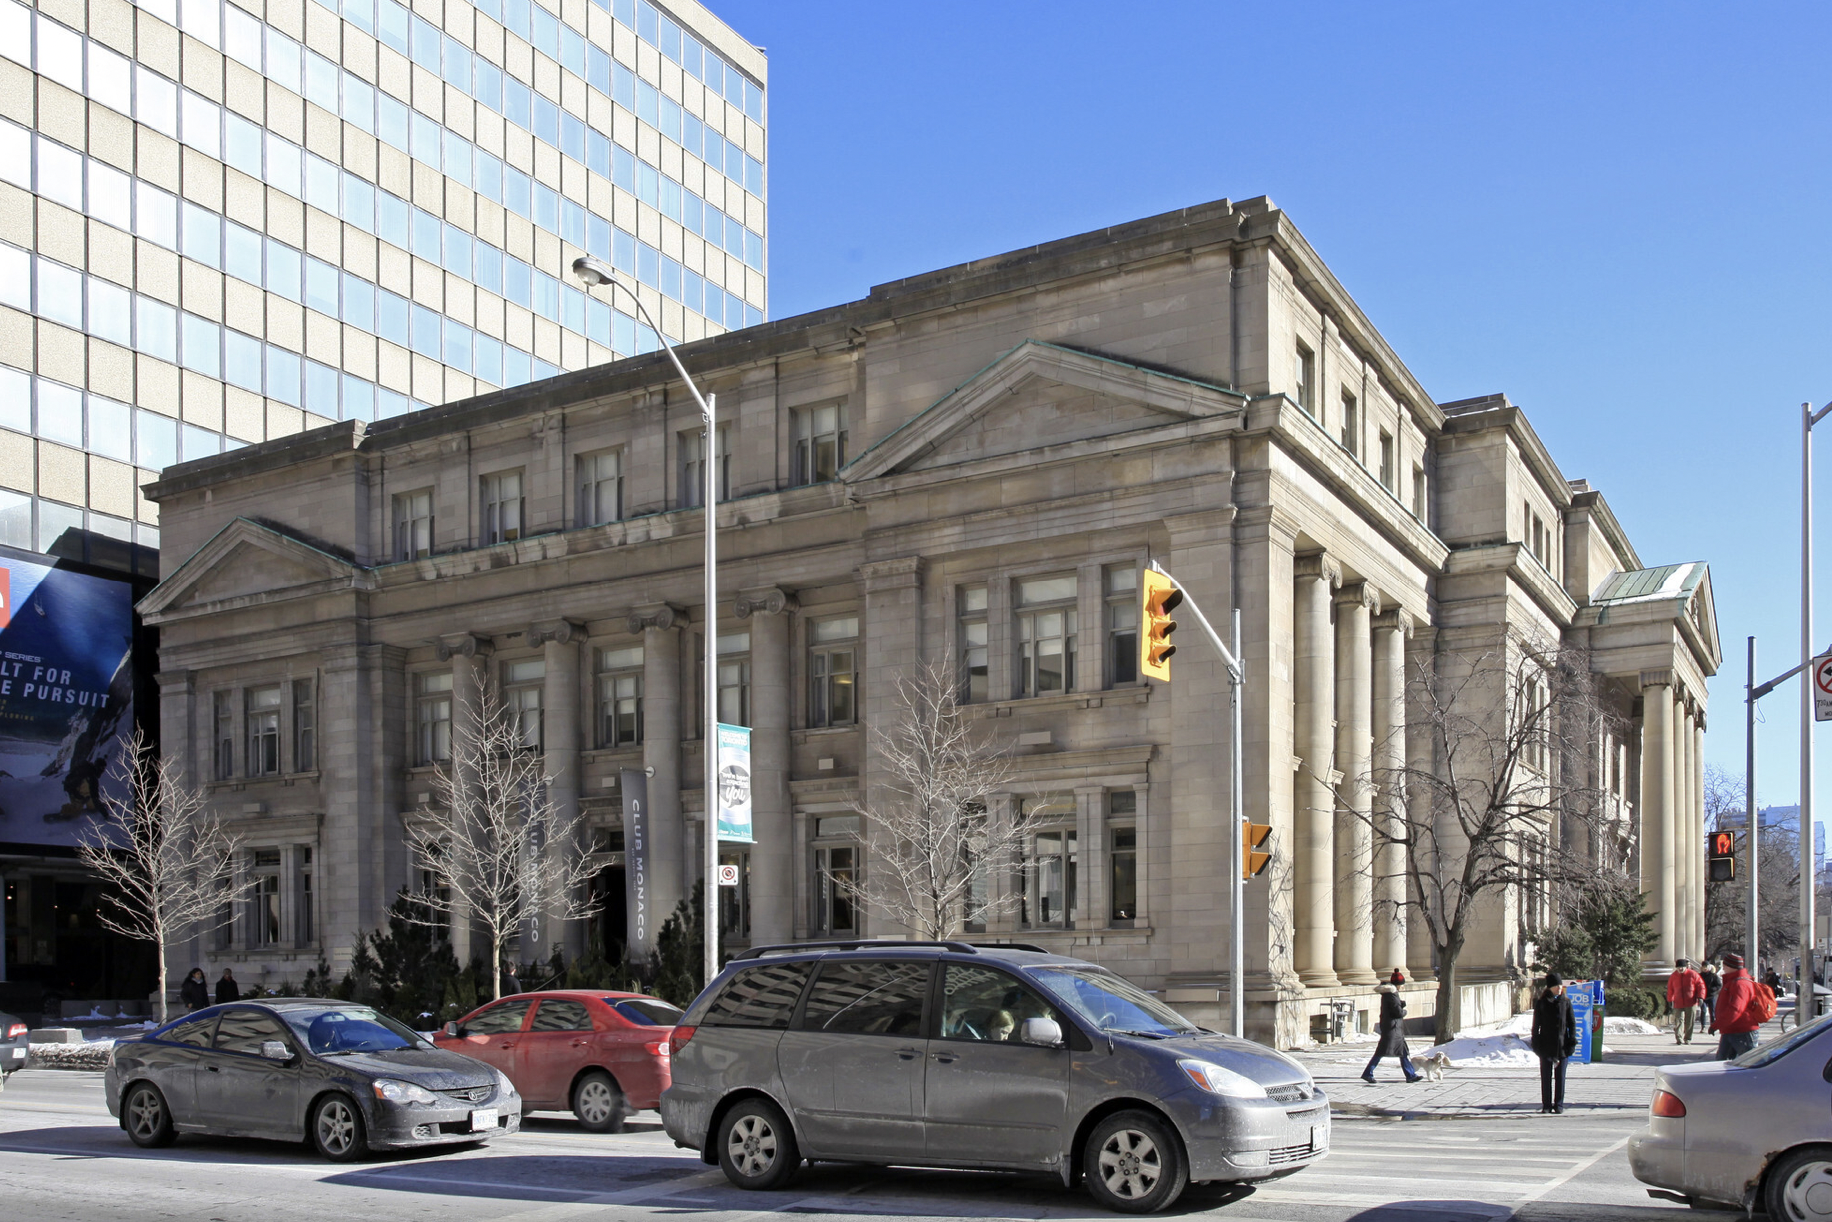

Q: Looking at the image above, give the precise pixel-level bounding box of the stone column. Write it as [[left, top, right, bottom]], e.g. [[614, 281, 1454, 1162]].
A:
[[156, 670, 200, 985], [737, 586, 797, 945], [1077, 785, 1107, 930], [630, 605, 684, 947], [1293, 552, 1341, 987], [1404, 624, 1439, 981], [321, 641, 384, 970], [437, 633, 494, 966], [1674, 698, 1693, 962], [1371, 607, 1410, 978], [1639, 671, 1676, 971], [532, 619, 585, 957], [859, 557, 924, 939], [1333, 582, 1377, 986]]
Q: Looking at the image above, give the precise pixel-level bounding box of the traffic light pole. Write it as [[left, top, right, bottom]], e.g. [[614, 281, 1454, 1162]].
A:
[[1146, 563, 1246, 1037], [1748, 639, 1826, 973]]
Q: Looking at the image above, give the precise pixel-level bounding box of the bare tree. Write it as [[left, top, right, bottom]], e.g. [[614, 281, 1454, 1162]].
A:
[[74, 729, 245, 1024], [405, 685, 601, 999], [1379, 634, 1619, 1042], [1705, 771, 1805, 970], [835, 658, 1060, 941]]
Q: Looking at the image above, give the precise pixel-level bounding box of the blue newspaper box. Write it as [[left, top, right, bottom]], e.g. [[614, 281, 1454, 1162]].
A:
[[1569, 981, 1598, 1063]]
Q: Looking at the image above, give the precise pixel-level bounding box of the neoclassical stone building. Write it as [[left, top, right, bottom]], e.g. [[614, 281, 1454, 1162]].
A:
[[141, 198, 1719, 1042]]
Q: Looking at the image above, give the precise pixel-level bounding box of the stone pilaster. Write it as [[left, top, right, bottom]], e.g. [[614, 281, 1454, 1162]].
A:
[[1371, 607, 1410, 978], [436, 632, 493, 965], [736, 585, 797, 945], [531, 619, 585, 956], [859, 557, 925, 938], [1674, 698, 1693, 961], [320, 642, 381, 969], [1293, 551, 1340, 987], [1404, 624, 1438, 981], [1332, 581, 1377, 986], [629, 604, 685, 949], [1639, 670, 1676, 972]]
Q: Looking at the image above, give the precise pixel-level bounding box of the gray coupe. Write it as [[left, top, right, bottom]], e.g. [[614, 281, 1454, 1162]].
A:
[[104, 1000, 522, 1160]]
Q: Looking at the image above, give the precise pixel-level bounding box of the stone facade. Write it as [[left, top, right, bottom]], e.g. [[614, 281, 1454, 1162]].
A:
[[140, 197, 1720, 1042]]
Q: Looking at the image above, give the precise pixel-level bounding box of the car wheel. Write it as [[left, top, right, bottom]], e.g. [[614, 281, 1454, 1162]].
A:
[[310, 1093, 370, 1162], [573, 1071, 627, 1134], [1767, 1146, 1832, 1222], [716, 1097, 800, 1191], [122, 1083, 176, 1148], [1084, 1109, 1189, 1214]]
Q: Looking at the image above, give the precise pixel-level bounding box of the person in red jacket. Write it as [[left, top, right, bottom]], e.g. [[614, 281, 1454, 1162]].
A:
[[1710, 953, 1763, 1060], [1666, 958, 1706, 1044]]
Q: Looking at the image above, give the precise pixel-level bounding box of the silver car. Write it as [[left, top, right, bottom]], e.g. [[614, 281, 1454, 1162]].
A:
[[1628, 1010, 1832, 1218], [660, 941, 1327, 1213]]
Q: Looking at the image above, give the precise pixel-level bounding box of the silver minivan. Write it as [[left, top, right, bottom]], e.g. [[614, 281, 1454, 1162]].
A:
[[660, 941, 1327, 1213]]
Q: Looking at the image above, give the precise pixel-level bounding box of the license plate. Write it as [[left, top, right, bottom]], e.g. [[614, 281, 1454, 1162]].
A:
[[10, 1047, 22, 1058], [1310, 1125, 1327, 1151], [470, 1108, 498, 1132]]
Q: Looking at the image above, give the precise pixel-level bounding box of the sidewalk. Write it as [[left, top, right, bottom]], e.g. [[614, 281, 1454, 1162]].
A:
[[1291, 1017, 1789, 1120]]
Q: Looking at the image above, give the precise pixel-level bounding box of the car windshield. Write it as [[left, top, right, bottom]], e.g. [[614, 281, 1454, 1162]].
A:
[[283, 1007, 431, 1055], [612, 998, 683, 1026], [1732, 1009, 1832, 1069], [1027, 966, 1199, 1036]]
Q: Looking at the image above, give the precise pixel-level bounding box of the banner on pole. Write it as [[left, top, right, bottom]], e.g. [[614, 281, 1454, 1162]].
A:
[[716, 723, 752, 842], [621, 769, 651, 953]]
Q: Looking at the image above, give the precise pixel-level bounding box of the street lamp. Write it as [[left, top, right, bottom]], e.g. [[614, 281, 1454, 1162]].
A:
[[573, 254, 720, 991], [1804, 400, 1832, 1011]]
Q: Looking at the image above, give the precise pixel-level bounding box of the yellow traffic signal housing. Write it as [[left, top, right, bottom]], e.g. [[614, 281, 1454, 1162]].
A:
[[1707, 830, 1736, 883], [1140, 569, 1182, 681], [1242, 823, 1272, 879]]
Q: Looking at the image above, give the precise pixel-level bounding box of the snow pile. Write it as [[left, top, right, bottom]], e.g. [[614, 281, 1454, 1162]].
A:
[[27, 1042, 113, 1070], [1603, 1017, 1661, 1035], [1457, 1012, 1533, 1039], [1432, 1032, 1539, 1067]]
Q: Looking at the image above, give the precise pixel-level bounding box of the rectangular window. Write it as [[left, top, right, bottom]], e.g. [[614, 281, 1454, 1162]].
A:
[[812, 841, 856, 936], [808, 616, 858, 728], [577, 448, 622, 526], [1379, 430, 1394, 491], [252, 849, 281, 947], [1340, 390, 1358, 458], [297, 847, 314, 944], [677, 424, 729, 508], [246, 684, 282, 776], [503, 658, 544, 750], [394, 488, 433, 559], [1109, 821, 1137, 925], [1016, 575, 1077, 697], [416, 671, 452, 764], [1295, 342, 1315, 413], [292, 679, 315, 771], [718, 632, 751, 727], [791, 403, 846, 485], [481, 469, 524, 544], [1105, 563, 1138, 687], [1412, 465, 1426, 519], [1021, 796, 1078, 928], [213, 690, 234, 780], [596, 645, 643, 746], [958, 584, 988, 703]]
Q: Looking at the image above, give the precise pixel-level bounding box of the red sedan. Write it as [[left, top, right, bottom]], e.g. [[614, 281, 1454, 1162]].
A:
[[435, 990, 680, 1132]]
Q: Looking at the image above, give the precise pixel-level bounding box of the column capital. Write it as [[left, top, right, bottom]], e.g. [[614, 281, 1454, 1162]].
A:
[[528, 618, 587, 645], [1373, 607, 1414, 636], [436, 632, 495, 661], [628, 603, 686, 633], [735, 586, 799, 619], [155, 669, 195, 693], [1232, 504, 1300, 550], [1639, 668, 1675, 691], [1333, 580, 1380, 613], [1293, 551, 1341, 587], [857, 556, 924, 592]]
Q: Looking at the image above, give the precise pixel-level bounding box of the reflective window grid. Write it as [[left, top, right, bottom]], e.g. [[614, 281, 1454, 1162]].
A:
[[0, 0, 766, 574]]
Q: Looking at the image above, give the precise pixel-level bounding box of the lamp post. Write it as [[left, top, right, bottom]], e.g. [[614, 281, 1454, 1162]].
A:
[[1802, 400, 1832, 1009], [573, 255, 720, 990]]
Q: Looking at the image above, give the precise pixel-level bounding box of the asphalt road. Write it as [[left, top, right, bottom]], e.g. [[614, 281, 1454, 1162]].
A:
[[0, 1069, 1695, 1222]]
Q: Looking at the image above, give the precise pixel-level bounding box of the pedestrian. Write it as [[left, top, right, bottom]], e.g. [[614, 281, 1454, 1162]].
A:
[[180, 968, 210, 1012], [1362, 983, 1421, 1084], [1666, 958, 1705, 1044], [1764, 966, 1782, 994], [215, 968, 240, 1005], [1709, 953, 1763, 1060], [1530, 971, 1577, 1114], [1389, 968, 1407, 986], [1700, 960, 1722, 1027]]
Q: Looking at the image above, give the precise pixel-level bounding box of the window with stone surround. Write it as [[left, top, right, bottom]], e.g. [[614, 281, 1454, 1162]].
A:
[[678, 424, 729, 508], [1020, 795, 1078, 929], [393, 488, 433, 560], [1105, 564, 1138, 687], [292, 678, 315, 771], [1412, 465, 1426, 519], [213, 690, 234, 780], [503, 658, 544, 749], [577, 447, 623, 526], [481, 469, 525, 544], [416, 671, 452, 764], [1295, 342, 1315, 414], [807, 616, 857, 728], [959, 585, 988, 704], [597, 645, 644, 746], [811, 815, 859, 936], [792, 402, 847, 485], [297, 846, 315, 945], [1109, 789, 1138, 924], [1340, 390, 1359, 459], [1016, 574, 1077, 697], [251, 848, 281, 947], [246, 684, 282, 776], [1379, 429, 1394, 491], [718, 632, 750, 727]]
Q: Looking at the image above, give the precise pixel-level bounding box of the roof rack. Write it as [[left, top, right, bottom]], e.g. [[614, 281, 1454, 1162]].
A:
[[966, 942, 1051, 954], [729, 938, 984, 961]]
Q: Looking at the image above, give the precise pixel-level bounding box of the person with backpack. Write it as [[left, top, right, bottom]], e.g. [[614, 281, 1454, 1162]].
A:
[[1666, 958, 1706, 1044], [1709, 953, 1770, 1060]]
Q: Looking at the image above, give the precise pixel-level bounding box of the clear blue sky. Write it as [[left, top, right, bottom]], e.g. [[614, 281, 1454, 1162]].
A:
[[717, 1, 1832, 816]]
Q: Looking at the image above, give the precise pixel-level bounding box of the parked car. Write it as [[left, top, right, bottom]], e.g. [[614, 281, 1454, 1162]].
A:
[[104, 1000, 521, 1160], [1, 1010, 26, 1077], [434, 989, 680, 1132], [1628, 1009, 1832, 1215], [661, 941, 1327, 1214]]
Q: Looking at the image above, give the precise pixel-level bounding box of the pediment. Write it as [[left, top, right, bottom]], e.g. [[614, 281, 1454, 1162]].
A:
[[138, 518, 371, 621], [1682, 565, 1721, 669], [844, 341, 1246, 481]]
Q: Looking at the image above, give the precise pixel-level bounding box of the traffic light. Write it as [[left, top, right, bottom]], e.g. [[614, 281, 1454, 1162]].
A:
[[1242, 823, 1272, 879], [1140, 569, 1182, 681], [1708, 830, 1737, 883]]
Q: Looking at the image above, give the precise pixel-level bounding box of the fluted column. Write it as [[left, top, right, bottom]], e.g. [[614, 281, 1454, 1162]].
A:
[[737, 586, 796, 945], [1333, 582, 1377, 986], [1639, 671, 1675, 971], [438, 632, 494, 968], [1371, 607, 1410, 978], [532, 619, 585, 957], [630, 605, 684, 949], [1294, 552, 1341, 987]]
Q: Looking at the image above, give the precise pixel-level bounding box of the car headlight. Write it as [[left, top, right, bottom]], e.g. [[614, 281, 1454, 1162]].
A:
[[372, 1078, 441, 1106], [1178, 1059, 1268, 1099], [495, 1069, 517, 1097]]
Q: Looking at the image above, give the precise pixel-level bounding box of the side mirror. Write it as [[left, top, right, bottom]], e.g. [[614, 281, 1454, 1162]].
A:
[[442, 1021, 460, 1038], [1021, 1017, 1064, 1048], [259, 1040, 292, 1061]]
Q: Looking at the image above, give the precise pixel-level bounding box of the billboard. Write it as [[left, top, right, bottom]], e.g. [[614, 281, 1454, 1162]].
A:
[[0, 552, 135, 848]]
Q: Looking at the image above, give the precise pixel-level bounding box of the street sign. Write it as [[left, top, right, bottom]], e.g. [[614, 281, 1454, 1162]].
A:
[[1815, 653, 1832, 721], [717, 863, 740, 887]]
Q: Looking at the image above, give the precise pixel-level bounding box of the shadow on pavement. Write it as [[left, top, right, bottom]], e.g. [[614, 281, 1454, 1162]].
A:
[[0, 1124, 497, 1168], [1340, 1204, 1511, 1222]]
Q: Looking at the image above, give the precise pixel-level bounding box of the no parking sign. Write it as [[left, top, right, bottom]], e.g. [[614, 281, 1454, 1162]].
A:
[[1815, 654, 1832, 722]]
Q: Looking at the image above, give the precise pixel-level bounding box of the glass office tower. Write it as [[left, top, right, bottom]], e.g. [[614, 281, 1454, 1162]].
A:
[[0, 0, 766, 577]]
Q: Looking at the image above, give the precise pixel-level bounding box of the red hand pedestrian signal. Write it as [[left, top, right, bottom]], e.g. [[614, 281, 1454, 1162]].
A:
[[1707, 830, 1736, 882]]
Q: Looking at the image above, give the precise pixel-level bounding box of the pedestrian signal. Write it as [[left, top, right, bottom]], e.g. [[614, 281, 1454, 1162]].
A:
[[1140, 569, 1182, 682], [1708, 830, 1736, 883], [1242, 823, 1273, 880]]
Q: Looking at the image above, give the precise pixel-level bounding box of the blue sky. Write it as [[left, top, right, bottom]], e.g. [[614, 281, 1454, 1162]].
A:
[[716, 1, 1832, 816]]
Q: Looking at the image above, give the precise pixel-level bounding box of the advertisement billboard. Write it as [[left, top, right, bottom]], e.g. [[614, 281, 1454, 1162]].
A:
[[0, 551, 135, 849]]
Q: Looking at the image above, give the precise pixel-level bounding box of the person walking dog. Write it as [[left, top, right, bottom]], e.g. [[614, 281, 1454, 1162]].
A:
[[1362, 982, 1421, 1084], [1709, 953, 1764, 1060], [1667, 958, 1706, 1044], [1531, 972, 1578, 1114]]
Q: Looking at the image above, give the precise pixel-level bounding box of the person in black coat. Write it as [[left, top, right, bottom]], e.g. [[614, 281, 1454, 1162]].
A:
[[1530, 972, 1578, 1114], [180, 968, 210, 1012], [1701, 961, 1722, 1025], [1361, 983, 1421, 1083], [215, 969, 241, 1005]]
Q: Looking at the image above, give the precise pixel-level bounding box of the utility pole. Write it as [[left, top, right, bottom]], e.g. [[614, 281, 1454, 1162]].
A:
[[1803, 401, 1831, 1010]]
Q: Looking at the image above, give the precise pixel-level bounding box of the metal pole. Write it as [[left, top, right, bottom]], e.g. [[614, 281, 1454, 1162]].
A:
[[1806, 403, 1820, 1006], [704, 393, 720, 991], [1747, 636, 1759, 968], [1229, 608, 1245, 1039]]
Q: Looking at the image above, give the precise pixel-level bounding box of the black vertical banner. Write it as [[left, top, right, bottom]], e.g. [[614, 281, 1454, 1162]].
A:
[[621, 768, 650, 955]]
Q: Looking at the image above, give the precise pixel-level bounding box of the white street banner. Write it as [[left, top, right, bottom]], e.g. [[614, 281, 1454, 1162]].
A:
[[1816, 654, 1832, 722], [620, 768, 651, 954], [716, 722, 753, 842]]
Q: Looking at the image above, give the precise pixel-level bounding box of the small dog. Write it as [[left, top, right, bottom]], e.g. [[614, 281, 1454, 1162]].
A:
[[1413, 1051, 1452, 1082]]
